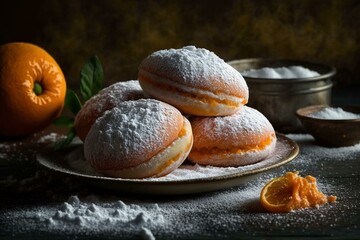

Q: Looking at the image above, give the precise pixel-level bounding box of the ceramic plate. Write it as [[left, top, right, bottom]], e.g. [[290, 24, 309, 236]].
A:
[[37, 134, 299, 195]]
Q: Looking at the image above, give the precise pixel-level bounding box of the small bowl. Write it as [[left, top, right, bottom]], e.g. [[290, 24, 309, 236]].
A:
[[228, 58, 336, 133], [296, 105, 360, 147]]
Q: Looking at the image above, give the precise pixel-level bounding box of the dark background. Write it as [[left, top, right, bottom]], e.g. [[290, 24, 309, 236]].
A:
[[1, 0, 359, 90]]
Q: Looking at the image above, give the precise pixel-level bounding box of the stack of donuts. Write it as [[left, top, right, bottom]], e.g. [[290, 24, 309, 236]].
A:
[[74, 46, 277, 179]]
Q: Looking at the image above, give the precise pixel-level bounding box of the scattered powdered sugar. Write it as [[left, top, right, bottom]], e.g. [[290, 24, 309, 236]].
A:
[[66, 146, 99, 175], [152, 160, 277, 181], [309, 107, 360, 120], [2, 171, 342, 239], [2, 195, 164, 239], [286, 134, 360, 163], [139, 46, 248, 95], [0, 132, 62, 161], [37, 133, 60, 143], [140, 227, 156, 240], [241, 66, 320, 79], [2, 133, 358, 238], [46, 196, 165, 230], [0, 141, 25, 160], [0, 143, 10, 158]]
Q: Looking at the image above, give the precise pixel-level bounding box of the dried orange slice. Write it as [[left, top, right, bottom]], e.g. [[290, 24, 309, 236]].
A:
[[260, 172, 336, 213]]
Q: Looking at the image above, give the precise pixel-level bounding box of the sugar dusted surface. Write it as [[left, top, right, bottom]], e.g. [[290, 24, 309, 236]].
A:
[[79, 80, 146, 119], [286, 133, 360, 162], [1, 195, 164, 238], [84, 99, 182, 169], [139, 46, 248, 95], [241, 65, 320, 79], [2, 134, 359, 238], [98, 80, 142, 94], [191, 106, 275, 149], [309, 107, 360, 120]]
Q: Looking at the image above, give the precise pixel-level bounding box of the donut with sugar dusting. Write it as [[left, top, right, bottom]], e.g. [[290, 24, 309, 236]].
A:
[[84, 99, 193, 179], [74, 80, 147, 141], [188, 106, 277, 167], [138, 46, 249, 116]]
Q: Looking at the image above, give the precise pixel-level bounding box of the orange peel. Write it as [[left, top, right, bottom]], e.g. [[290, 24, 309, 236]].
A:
[[260, 172, 337, 213]]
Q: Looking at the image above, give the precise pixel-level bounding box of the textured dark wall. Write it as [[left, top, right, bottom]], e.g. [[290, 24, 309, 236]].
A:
[[0, 0, 359, 89]]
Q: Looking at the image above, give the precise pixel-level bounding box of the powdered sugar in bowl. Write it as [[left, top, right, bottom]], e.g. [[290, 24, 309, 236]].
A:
[[296, 105, 360, 147], [228, 59, 336, 133]]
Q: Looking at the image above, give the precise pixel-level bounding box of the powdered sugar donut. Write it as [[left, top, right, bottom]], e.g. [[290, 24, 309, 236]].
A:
[[138, 46, 249, 116], [84, 99, 193, 179], [74, 80, 147, 141], [188, 106, 276, 167]]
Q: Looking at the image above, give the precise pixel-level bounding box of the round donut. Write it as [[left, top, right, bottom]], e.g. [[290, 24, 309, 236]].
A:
[[74, 80, 147, 141], [84, 99, 193, 179], [138, 46, 249, 116], [188, 106, 277, 167]]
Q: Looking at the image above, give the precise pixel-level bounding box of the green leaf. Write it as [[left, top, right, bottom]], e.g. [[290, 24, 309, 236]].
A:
[[65, 89, 82, 115], [80, 55, 104, 101], [52, 116, 74, 128], [54, 128, 76, 150]]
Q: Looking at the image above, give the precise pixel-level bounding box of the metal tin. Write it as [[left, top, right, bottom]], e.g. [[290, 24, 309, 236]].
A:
[[228, 59, 336, 133]]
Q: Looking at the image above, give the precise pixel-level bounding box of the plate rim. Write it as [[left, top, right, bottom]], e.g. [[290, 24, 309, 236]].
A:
[[37, 133, 299, 187]]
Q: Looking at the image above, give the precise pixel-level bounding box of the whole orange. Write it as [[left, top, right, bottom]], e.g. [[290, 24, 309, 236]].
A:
[[0, 42, 66, 137]]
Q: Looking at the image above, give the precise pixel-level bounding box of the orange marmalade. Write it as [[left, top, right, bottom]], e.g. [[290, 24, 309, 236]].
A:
[[260, 172, 337, 213]]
